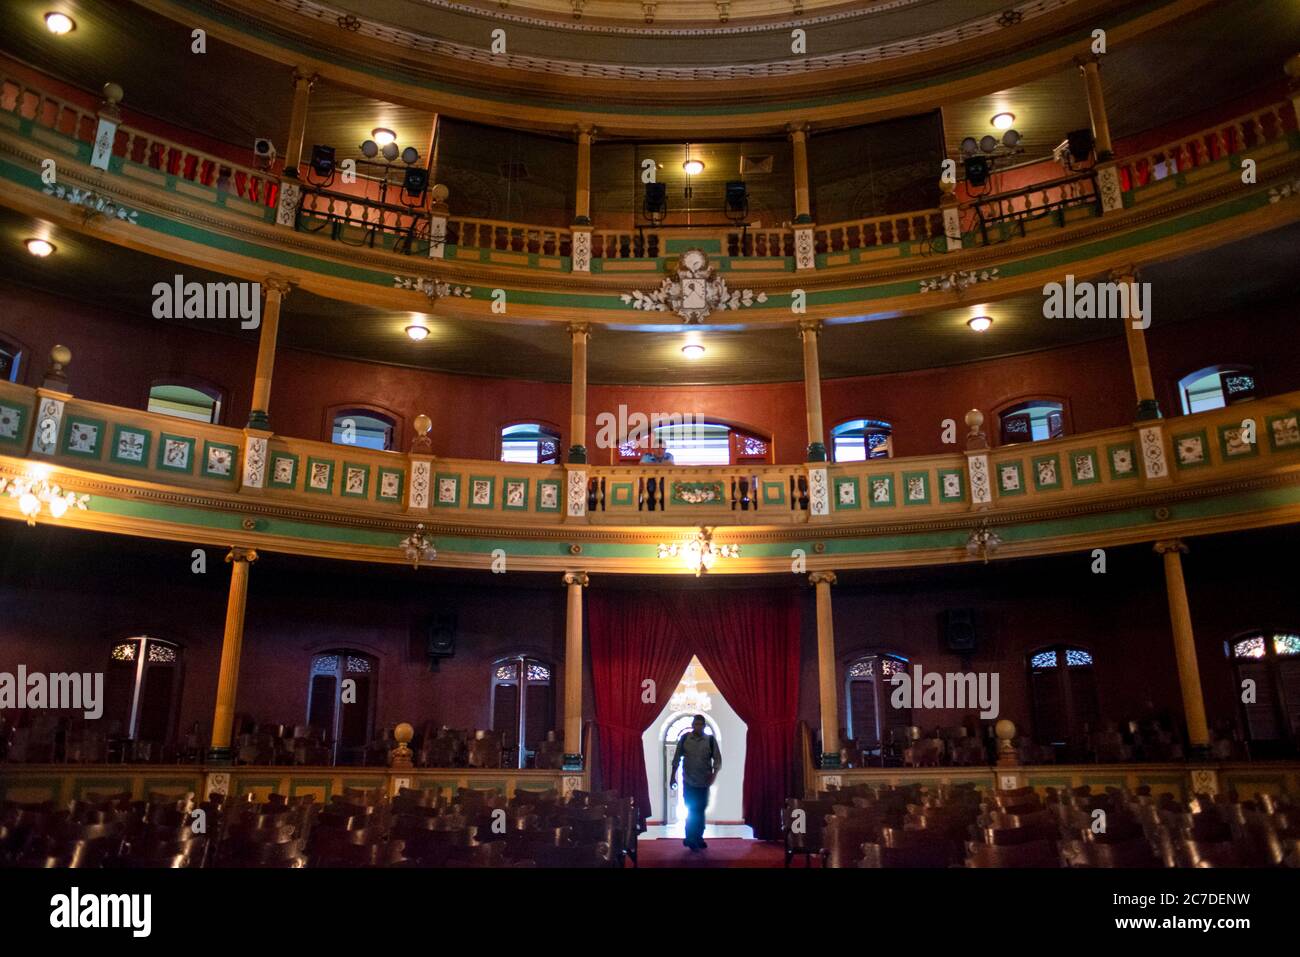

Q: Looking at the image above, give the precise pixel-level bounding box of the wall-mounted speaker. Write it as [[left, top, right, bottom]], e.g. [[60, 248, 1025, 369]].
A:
[[426, 614, 456, 671], [941, 609, 978, 654]]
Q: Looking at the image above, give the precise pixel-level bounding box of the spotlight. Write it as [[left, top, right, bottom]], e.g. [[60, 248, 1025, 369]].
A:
[[25, 238, 55, 257], [724, 180, 749, 223], [406, 324, 430, 341], [45, 12, 75, 34], [372, 128, 396, 146], [643, 182, 667, 222], [681, 344, 705, 359], [402, 167, 429, 197], [310, 144, 336, 176], [682, 159, 704, 175], [1001, 129, 1021, 148], [360, 139, 379, 158], [401, 146, 420, 165], [991, 112, 1015, 130], [967, 316, 993, 332], [960, 137, 978, 156], [979, 135, 998, 153], [963, 155, 991, 187]]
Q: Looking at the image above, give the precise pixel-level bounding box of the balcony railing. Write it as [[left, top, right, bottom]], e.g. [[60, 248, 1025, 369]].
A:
[[815, 209, 944, 255]]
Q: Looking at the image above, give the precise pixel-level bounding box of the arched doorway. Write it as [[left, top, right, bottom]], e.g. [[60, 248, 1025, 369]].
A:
[[640, 657, 751, 840]]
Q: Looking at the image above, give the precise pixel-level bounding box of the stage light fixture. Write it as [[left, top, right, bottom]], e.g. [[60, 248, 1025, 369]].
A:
[[1001, 129, 1021, 148], [643, 182, 668, 222], [979, 135, 998, 153], [381, 142, 399, 162], [360, 139, 379, 158], [310, 144, 336, 176], [401, 146, 420, 165], [963, 155, 991, 187]]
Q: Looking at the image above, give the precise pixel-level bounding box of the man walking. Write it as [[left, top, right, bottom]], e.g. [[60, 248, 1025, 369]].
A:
[[669, 715, 721, 850]]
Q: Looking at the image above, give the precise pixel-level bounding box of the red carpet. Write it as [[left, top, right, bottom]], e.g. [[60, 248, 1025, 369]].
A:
[[631, 838, 788, 868]]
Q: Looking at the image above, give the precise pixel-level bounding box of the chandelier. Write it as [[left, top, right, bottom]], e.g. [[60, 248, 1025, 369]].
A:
[[669, 663, 712, 713], [657, 526, 739, 577], [400, 523, 437, 568], [0, 473, 88, 526], [966, 519, 1002, 564]]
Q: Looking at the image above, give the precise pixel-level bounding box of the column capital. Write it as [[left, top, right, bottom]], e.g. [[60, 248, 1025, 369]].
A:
[[262, 275, 294, 298], [786, 121, 810, 140], [563, 570, 590, 588], [808, 570, 837, 587], [1154, 539, 1188, 556], [226, 546, 259, 564], [1107, 264, 1138, 284], [291, 69, 320, 90], [797, 318, 823, 339], [1074, 52, 1102, 71], [573, 123, 597, 142], [567, 321, 592, 340]]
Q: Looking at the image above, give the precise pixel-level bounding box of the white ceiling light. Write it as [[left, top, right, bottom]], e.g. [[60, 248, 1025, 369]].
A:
[[681, 343, 705, 359], [372, 128, 397, 146], [991, 112, 1015, 130], [45, 12, 75, 34], [682, 159, 704, 175], [405, 324, 429, 341], [25, 238, 55, 257], [967, 316, 993, 332]]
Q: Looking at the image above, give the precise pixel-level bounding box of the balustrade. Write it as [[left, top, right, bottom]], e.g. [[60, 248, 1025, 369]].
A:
[[814, 209, 944, 254]]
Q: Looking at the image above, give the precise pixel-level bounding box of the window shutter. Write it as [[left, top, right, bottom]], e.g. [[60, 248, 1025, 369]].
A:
[[1047, 411, 1065, 438]]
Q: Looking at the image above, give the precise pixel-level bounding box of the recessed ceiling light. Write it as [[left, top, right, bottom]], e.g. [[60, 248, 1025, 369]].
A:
[[405, 324, 429, 341], [682, 160, 705, 176], [45, 12, 75, 34], [967, 315, 993, 332], [991, 112, 1015, 131], [681, 343, 705, 359], [25, 238, 55, 257], [372, 128, 396, 146]]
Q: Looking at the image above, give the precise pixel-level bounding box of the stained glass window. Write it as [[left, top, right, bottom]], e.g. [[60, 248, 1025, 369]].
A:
[[1065, 649, 1094, 667], [312, 655, 340, 674], [526, 663, 551, 682], [147, 642, 177, 663], [496, 663, 519, 681], [847, 659, 874, 679], [346, 655, 372, 673], [1233, 636, 1266, 659], [1273, 634, 1300, 657], [1031, 650, 1057, 669], [742, 436, 768, 457], [880, 657, 906, 676], [111, 641, 137, 662]]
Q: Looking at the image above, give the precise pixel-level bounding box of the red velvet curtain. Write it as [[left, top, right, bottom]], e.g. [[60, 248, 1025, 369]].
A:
[[672, 590, 802, 841], [586, 587, 802, 841], [587, 592, 692, 823]]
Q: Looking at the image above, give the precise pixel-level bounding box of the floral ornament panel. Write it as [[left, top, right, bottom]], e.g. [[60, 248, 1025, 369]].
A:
[[0, 404, 24, 442], [1268, 413, 1300, 450], [158, 435, 194, 472], [868, 476, 894, 507], [1174, 432, 1207, 468], [65, 420, 103, 456], [204, 443, 236, 478], [620, 249, 767, 323], [113, 427, 149, 464]]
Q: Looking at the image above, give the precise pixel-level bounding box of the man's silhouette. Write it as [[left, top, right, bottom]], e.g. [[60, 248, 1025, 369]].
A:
[[670, 715, 721, 850]]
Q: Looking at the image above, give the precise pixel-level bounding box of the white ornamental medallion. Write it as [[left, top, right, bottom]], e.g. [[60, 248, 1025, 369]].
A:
[[621, 249, 766, 323]]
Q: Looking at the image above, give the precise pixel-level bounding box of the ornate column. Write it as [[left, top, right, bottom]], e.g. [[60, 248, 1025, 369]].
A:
[[208, 547, 258, 762], [1112, 267, 1161, 422], [798, 319, 827, 461], [1154, 540, 1210, 751], [247, 277, 292, 430], [568, 322, 591, 463], [572, 124, 596, 273], [562, 571, 590, 769], [282, 69, 318, 178], [810, 571, 840, 766], [788, 122, 816, 270], [1078, 55, 1123, 213]]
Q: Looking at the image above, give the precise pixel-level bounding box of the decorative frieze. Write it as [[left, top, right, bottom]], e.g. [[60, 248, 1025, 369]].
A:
[[794, 227, 816, 270], [241, 435, 268, 489], [807, 466, 829, 516], [394, 276, 472, 301], [967, 453, 993, 506], [275, 180, 301, 227], [42, 184, 139, 225], [1097, 164, 1124, 214], [571, 229, 592, 273], [1139, 425, 1169, 480], [919, 268, 999, 294], [408, 460, 431, 510], [31, 396, 65, 456], [567, 469, 588, 517], [621, 249, 766, 323]]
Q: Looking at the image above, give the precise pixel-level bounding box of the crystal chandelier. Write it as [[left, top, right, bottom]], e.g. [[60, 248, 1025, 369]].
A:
[[657, 526, 739, 577], [966, 519, 1002, 564], [0, 473, 88, 526], [669, 663, 713, 713], [400, 523, 437, 568]]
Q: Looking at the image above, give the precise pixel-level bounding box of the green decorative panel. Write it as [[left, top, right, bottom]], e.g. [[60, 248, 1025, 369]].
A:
[[1172, 429, 1210, 469], [468, 475, 495, 508], [269, 451, 299, 489], [377, 467, 404, 502], [833, 476, 860, 510], [61, 415, 107, 459], [1217, 422, 1259, 461], [610, 481, 635, 507], [1068, 448, 1100, 486], [1031, 453, 1063, 491], [901, 470, 929, 506], [761, 480, 786, 506], [340, 462, 371, 499], [202, 440, 239, 479], [0, 775, 63, 803], [287, 777, 334, 802], [867, 474, 894, 508], [435, 472, 461, 507], [1106, 441, 1139, 480], [502, 477, 530, 510], [995, 460, 1025, 496], [157, 433, 196, 473], [1266, 411, 1300, 452], [536, 478, 562, 512], [72, 776, 136, 800], [937, 468, 964, 502], [110, 424, 151, 466], [305, 456, 335, 493], [671, 481, 725, 506], [461, 779, 507, 795], [0, 401, 28, 447]]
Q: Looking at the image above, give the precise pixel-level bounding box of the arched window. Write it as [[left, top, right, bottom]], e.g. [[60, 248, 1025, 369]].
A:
[[614, 419, 773, 465], [491, 655, 554, 767], [0, 335, 24, 383], [105, 637, 183, 745], [844, 653, 910, 748], [1027, 645, 1099, 748], [1228, 630, 1300, 754], [307, 651, 377, 765], [330, 408, 397, 451], [1179, 365, 1256, 414], [147, 379, 224, 424], [999, 400, 1065, 444], [500, 423, 561, 464], [831, 418, 892, 462]]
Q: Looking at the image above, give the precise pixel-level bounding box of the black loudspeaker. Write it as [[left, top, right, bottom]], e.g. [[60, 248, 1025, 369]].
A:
[[963, 155, 991, 187], [310, 144, 336, 176], [941, 609, 978, 653], [724, 180, 749, 222], [643, 182, 667, 219], [1067, 128, 1095, 162], [426, 614, 456, 669], [402, 167, 429, 197]]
